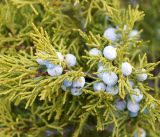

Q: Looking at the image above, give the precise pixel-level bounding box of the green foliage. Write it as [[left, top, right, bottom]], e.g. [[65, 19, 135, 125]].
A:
[[0, 0, 159, 137]]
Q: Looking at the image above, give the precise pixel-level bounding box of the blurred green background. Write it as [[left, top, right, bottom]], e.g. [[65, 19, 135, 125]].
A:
[[122, 0, 160, 62]]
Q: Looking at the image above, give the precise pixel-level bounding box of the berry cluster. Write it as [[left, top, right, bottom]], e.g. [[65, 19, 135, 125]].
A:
[[36, 52, 76, 77], [103, 27, 139, 41], [114, 86, 144, 117], [36, 51, 86, 96], [61, 77, 86, 96], [88, 27, 148, 118]]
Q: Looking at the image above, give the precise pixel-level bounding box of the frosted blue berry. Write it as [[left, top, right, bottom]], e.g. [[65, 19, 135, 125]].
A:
[[70, 88, 82, 96], [97, 65, 105, 79], [36, 59, 49, 66], [89, 48, 102, 56], [61, 85, 67, 91], [115, 99, 126, 111], [46, 62, 55, 69], [127, 99, 140, 113], [103, 46, 117, 60], [131, 88, 143, 103], [93, 82, 106, 92], [102, 72, 118, 86], [134, 128, 146, 137], [150, 103, 155, 109], [143, 108, 148, 114], [103, 27, 118, 41], [47, 65, 63, 76], [121, 62, 132, 76], [45, 130, 55, 136], [127, 80, 134, 88], [106, 85, 119, 95], [73, 77, 85, 88], [65, 54, 76, 67], [136, 69, 148, 81], [129, 111, 138, 117], [63, 79, 72, 87], [129, 29, 139, 38], [56, 52, 64, 61], [98, 62, 103, 68], [36, 58, 44, 65]]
